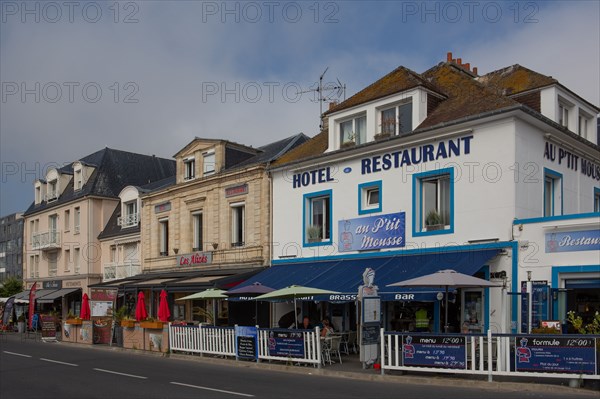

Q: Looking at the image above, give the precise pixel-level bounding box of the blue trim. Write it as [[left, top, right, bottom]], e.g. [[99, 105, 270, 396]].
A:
[[551, 265, 600, 320], [508, 241, 519, 333], [594, 187, 600, 212], [302, 189, 333, 247], [483, 265, 490, 332], [543, 167, 563, 217], [412, 167, 454, 237], [513, 212, 600, 225], [275, 241, 513, 264], [358, 180, 382, 215]]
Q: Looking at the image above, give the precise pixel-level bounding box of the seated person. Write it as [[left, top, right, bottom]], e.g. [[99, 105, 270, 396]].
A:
[[320, 318, 334, 337], [299, 316, 313, 330]]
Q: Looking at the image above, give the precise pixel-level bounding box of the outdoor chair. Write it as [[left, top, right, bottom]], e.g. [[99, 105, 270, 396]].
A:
[[328, 335, 343, 365]]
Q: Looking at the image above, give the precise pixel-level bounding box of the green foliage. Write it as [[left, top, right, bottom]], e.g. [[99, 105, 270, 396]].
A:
[[567, 311, 600, 334], [425, 210, 442, 226], [307, 225, 322, 240], [113, 306, 129, 321], [0, 277, 23, 297]]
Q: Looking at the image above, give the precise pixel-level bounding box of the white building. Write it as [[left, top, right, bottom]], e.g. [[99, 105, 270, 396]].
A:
[[259, 54, 599, 333]]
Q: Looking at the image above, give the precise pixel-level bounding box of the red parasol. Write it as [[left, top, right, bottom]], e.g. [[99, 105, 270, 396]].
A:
[[157, 290, 170, 322], [80, 293, 91, 320], [135, 291, 148, 321]]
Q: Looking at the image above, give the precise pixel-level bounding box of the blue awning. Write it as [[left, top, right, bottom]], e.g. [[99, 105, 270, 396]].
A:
[[247, 249, 499, 302]]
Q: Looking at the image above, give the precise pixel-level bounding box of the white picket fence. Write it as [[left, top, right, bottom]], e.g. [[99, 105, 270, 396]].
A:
[[381, 329, 600, 381], [169, 324, 322, 367]]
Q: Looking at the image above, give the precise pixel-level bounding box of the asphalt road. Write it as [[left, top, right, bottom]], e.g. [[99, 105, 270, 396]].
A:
[[0, 335, 596, 399]]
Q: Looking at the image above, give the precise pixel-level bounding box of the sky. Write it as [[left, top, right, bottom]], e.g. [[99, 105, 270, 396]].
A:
[[1, 0, 599, 216]]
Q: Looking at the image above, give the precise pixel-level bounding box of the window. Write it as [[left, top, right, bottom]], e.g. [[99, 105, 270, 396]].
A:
[[413, 168, 454, 236], [192, 212, 203, 251], [358, 181, 382, 214], [159, 219, 169, 256], [110, 245, 117, 263], [543, 168, 563, 217], [74, 248, 80, 274], [120, 200, 139, 227], [47, 180, 58, 201], [35, 186, 41, 204], [595, 188, 600, 212], [230, 203, 245, 247], [558, 103, 569, 128], [64, 249, 70, 271], [184, 157, 196, 180], [124, 243, 138, 262], [64, 210, 70, 231], [74, 207, 80, 234], [30, 220, 35, 243], [48, 252, 57, 277], [379, 101, 413, 136], [74, 169, 82, 190], [303, 190, 332, 246], [203, 152, 215, 176], [29, 255, 35, 278], [339, 115, 366, 146]]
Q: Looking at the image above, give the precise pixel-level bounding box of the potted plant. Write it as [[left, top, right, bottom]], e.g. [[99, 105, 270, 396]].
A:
[[425, 210, 444, 231], [140, 317, 164, 329], [112, 306, 128, 346], [376, 115, 395, 140], [341, 131, 356, 149], [306, 225, 322, 243]]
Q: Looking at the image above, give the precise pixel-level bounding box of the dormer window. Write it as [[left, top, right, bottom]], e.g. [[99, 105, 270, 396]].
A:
[[184, 157, 196, 180], [74, 169, 83, 190], [379, 101, 412, 136], [119, 200, 139, 228], [35, 185, 42, 204], [47, 180, 58, 201], [203, 151, 215, 176], [578, 110, 592, 139], [558, 103, 569, 128], [339, 114, 366, 147]]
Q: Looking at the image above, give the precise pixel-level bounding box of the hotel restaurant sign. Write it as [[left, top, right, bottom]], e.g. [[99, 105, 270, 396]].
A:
[[177, 251, 213, 267]]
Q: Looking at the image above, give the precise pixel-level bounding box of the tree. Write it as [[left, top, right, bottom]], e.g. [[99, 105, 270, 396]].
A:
[[0, 277, 24, 297]]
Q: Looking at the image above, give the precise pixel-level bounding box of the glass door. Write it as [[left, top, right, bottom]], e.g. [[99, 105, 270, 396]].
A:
[[461, 289, 483, 333]]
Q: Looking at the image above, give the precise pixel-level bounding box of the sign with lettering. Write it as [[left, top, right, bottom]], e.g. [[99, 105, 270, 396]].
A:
[[225, 184, 248, 197], [43, 280, 62, 290], [235, 325, 257, 359], [361, 324, 380, 345], [177, 252, 212, 267], [292, 167, 335, 188], [545, 230, 600, 253], [338, 213, 405, 252], [521, 281, 549, 332], [402, 335, 466, 369], [544, 141, 600, 180], [515, 336, 597, 374], [41, 314, 56, 340], [267, 331, 305, 358], [154, 202, 171, 213]]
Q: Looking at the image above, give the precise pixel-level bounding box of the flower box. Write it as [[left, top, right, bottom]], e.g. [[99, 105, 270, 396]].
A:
[[66, 319, 83, 325], [140, 321, 164, 329], [121, 320, 137, 328]]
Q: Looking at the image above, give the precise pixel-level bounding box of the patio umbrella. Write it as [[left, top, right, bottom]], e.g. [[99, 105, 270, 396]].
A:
[[176, 288, 228, 301], [254, 285, 340, 329], [157, 290, 170, 322], [387, 269, 501, 333], [135, 291, 148, 321], [226, 282, 276, 325], [80, 293, 91, 320]]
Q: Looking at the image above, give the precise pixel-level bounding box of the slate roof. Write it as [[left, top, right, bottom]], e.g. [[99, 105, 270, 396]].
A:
[[231, 133, 310, 169], [24, 148, 176, 216]]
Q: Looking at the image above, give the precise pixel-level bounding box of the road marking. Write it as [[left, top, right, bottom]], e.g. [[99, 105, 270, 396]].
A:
[[40, 358, 78, 367], [3, 351, 32, 358], [170, 381, 254, 397], [93, 368, 147, 379]]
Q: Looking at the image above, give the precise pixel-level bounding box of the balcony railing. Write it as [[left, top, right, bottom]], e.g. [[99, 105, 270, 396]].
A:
[[32, 230, 61, 250], [103, 261, 141, 281], [44, 192, 58, 202], [117, 213, 139, 228]]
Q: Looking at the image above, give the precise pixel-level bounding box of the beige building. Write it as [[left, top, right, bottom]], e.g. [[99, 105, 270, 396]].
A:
[[101, 134, 307, 325], [21, 148, 175, 317]]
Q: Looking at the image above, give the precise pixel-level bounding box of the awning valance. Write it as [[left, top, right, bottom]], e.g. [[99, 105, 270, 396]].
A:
[[246, 249, 500, 302], [37, 288, 81, 303]]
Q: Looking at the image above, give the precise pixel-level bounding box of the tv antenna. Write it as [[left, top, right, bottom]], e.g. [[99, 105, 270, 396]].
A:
[[297, 67, 346, 130]]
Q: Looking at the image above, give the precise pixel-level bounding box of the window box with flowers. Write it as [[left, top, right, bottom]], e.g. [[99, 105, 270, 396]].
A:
[[140, 319, 164, 329], [121, 319, 137, 328]]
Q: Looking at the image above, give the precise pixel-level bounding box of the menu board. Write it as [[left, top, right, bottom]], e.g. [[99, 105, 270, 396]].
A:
[[41, 315, 56, 339], [402, 335, 466, 369], [267, 331, 305, 358], [91, 301, 113, 317], [361, 324, 380, 345], [515, 336, 597, 375], [520, 281, 549, 332], [235, 326, 257, 359]]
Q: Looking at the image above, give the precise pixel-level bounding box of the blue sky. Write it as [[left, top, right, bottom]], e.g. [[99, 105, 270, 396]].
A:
[[1, 0, 599, 216]]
